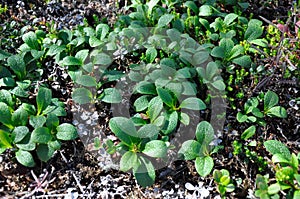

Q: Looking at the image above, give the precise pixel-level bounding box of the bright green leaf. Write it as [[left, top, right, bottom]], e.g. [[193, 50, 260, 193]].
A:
[[16, 150, 35, 167], [158, 14, 174, 27], [31, 127, 52, 144], [56, 123, 78, 141], [264, 140, 291, 160], [72, 88, 93, 104], [143, 140, 167, 158], [178, 140, 201, 160], [120, 151, 138, 172], [241, 125, 256, 140], [180, 97, 206, 110], [195, 156, 214, 177], [36, 87, 52, 115]]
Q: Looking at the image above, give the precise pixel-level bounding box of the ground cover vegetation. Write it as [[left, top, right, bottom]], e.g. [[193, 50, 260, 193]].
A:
[[0, 0, 299, 198]]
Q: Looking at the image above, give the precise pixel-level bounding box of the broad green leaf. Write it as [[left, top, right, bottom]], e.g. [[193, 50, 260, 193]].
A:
[[195, 156, 214, 177], [241, 125, 256, 140], [11, 87, 29, 98], [211, 46, 225, 58], [0, 77, 15, 87], [133, 156, 156, 187], [180, 112, 190, 125], [250, 39, 268, 47], [182, 81, 197, 95], [16, 150, 35, 167], [96, 24, 109, 40], [147, 96, 163, 122], [75, 49, 89, 63], [271, 154, 290, 164], [267, 106, 287, 118], [0, 102, 12, 128], [232, 55, 252, 67], [199, 5, 212, 16], [267, 183, 280, 195], [294, 190, 300, 199], [46, 45, 65, 56], [224, 13, 238, 26], [16, 133, 36, 151], [29, 115, 46, 128], [72, 88, 93, 104], [56, 123, 78, 141], [137, 124, 159, 139], [135, 82, 157, 95], [0, 90, 13, 106], [22, 31, 39, 50], [13, 126, 30, 143], [48, 140, 61, 150], [36, 87, 52, 115], [158, 14, 174, 27], [143, 140, 167, 158], [162, 111, 178, 135], [7, 54, 26, 80], [12, 107, 28, 126], [134, 95, 150, 112], [180, 97, 206, 110], [211, 79, 226, 90], [89, 36, 102, 47], [147, 0, 159, 15], [157, 87, 174, 108], [167, 29, 181, 42], [99, 88, 122, 103], [21, 103, 36, 115], [247, 116, 257, 123], [0, 49, 11, 60], [264, 90, 279, 110], [184, 1, 199, 14], [291, 153, 299, 170], [120, 151, 138, 172], [229, 45, 244, 60], [206, 61, 219, 80], [83, 27, 95, 36], [75, 75, 97, 87], [264, 140, 291, 160], [220, 38, 234, 58], [37, 144, 55, 162], [152, 115, 165, 127], [109, 117, 138, 145], [0, 129, 12, 148], [178, 140, 201, 160], [42, 101, 66, 117], [93, 52, 112, 66], [192, 51, 210, 66], [196, 121, 214, 145], [146, 47, 157, 63], [252, 107, 264, 118], [245, 19, 263, 41], [61, 56, 82, 66], [31, 127, 52, 144], [245, 97, 259, 113]]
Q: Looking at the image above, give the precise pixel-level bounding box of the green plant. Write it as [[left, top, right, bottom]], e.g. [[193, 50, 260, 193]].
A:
[[255, 140, 300, 198], [178, 121, 223, 177], [108, 116, 169, 187], [213, 169, 235, 198], [0, 4, 7, 15], [237, 90, 287, 127], [0, 87, 78, 167]]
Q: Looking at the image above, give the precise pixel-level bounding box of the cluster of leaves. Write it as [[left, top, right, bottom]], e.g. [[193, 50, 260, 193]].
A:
[[0, 26, 82, 166], [237, 90, 287, 140], [255, 140, 300, 198]]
